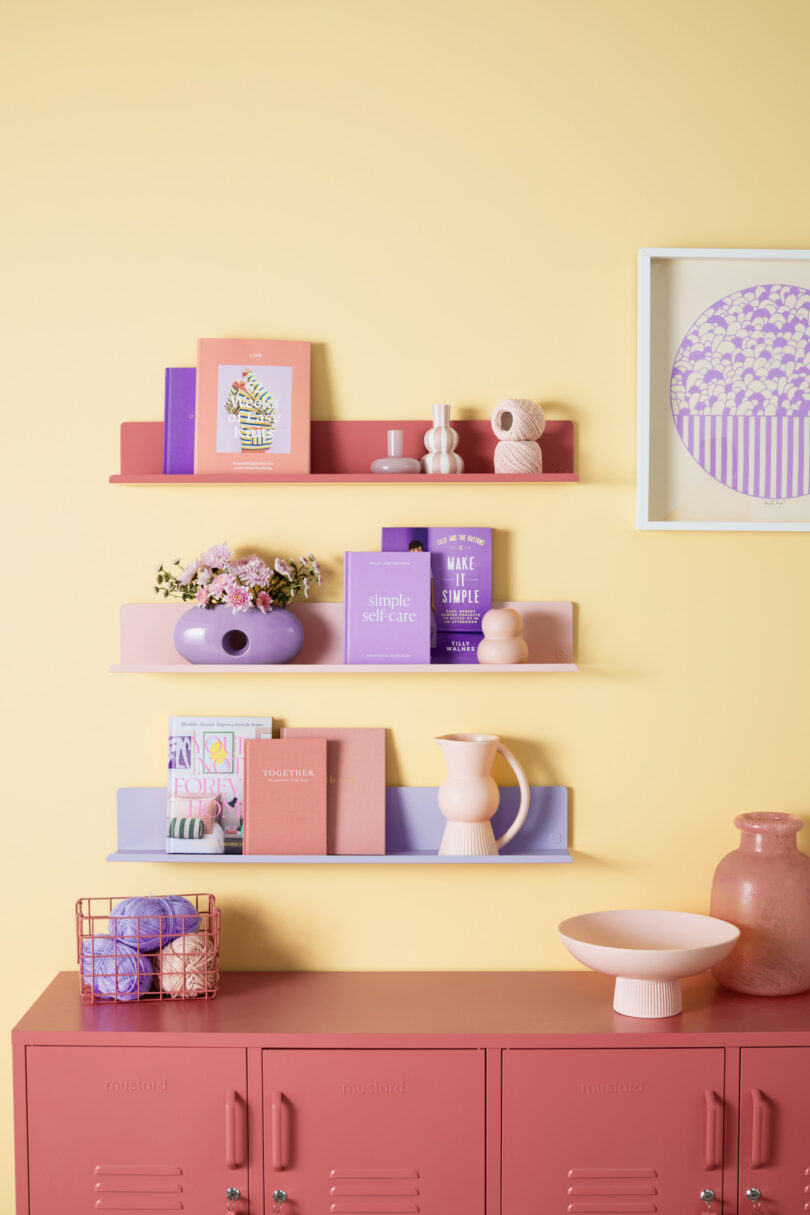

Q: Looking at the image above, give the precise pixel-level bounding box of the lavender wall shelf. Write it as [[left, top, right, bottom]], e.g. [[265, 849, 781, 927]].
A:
[[110, 419, 578, 483], [111, 601, 576, 672], [109, 786, 571, 864]]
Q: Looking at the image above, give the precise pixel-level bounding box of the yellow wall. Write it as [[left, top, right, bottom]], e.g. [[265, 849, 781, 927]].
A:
[[4, 0, 810, 1201]]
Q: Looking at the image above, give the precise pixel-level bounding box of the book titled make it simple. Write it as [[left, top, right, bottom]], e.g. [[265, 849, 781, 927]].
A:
[[194, 338, 311, 475], [344, 551, 431, 665], [381, 527, 492, 632], [167, 716, 273, 853], [280, 726, 386, 854], [243, 737, 327, 855]]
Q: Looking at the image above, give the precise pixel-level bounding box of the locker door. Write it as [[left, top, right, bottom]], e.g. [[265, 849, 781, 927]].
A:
[[740, 1047, 810, 1215], [503, 1048, 726, 1214], [263, 1049, 485, 1213], [27, 1045, 249, 1214]]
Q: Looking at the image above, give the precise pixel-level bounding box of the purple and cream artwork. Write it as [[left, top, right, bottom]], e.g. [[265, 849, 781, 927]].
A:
[[671, 283, 810, 500]]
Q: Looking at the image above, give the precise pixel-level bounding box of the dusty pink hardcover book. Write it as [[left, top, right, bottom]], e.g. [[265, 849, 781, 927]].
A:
[[243, 738, 327, 855], [281, 726, 386, 855]]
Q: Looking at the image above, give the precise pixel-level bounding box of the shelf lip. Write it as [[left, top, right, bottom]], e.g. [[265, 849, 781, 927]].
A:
[[106, 849, 573, 864], [109, 473, 579, 484], [109, 662, 577, 673]]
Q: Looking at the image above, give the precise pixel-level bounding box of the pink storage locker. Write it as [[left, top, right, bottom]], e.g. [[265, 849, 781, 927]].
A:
[[739, 1047, 810, 1214], [263, 1048, 485, 1213], [502, 1048, 726, 1214], [26, 1045, 249, 1213]]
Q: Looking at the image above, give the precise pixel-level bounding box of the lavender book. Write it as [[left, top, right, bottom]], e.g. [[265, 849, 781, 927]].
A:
[[344, 551, 431, 664], [381, 527, 492, 633]]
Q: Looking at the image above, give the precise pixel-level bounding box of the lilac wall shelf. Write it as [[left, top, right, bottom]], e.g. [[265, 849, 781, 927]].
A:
[[110, 419, 578, 484], [111, 601, 576, 673], [109, 786, 571, 864]]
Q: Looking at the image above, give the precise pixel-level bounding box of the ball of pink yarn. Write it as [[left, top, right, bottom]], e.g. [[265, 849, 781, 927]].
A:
[[157, 932, 217, 998], [494, 439, 542, 474], [491, 399, 546, 442]]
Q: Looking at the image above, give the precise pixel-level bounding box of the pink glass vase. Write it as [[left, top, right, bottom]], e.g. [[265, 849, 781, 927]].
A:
[[710, 812, 810, 996]]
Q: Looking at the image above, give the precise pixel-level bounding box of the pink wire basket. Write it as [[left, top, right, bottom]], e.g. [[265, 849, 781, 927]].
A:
[[76, 893, 220, 1004]]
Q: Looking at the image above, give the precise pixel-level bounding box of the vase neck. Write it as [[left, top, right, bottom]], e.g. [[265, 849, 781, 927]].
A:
[[735, 812, 802, 854], [432, 403, 451, 428]]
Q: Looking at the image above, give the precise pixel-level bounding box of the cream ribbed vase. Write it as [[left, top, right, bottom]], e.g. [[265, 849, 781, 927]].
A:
[[422, 403, 464, 474]]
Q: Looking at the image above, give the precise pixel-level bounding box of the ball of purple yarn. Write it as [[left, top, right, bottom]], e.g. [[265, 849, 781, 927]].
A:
[[109, 895, 199, 952], [81, 936, 154, 1001], [161, 894, 201, 937]]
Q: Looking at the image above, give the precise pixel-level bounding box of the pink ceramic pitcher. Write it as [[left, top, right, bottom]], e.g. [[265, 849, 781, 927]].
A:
[[435, 733, 530, 856]]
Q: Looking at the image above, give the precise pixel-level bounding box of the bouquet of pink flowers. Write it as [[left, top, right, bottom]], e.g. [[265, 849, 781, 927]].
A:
[[155, 543, 322, 612]]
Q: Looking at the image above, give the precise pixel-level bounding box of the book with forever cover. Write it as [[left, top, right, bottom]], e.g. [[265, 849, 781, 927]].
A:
[[167, 716, 273, 850]]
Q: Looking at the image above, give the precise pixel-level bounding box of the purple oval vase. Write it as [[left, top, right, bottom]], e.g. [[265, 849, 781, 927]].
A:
[[710, 812, 810, 996], [173, 604, 304, 665]]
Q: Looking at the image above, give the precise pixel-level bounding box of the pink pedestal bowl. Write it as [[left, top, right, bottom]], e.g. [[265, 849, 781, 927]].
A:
[[558, 910, 740, 1018]]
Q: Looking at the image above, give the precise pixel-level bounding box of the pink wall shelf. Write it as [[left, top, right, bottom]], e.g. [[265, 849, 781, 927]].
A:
[[109, 785, 570, 864], [111, 600, 576, 672], [110, 418, 577, 483]]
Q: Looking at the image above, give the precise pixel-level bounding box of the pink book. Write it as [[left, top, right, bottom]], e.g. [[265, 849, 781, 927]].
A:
[[243, 738, 327, 855], [194, 338, 310, 475], [280, 727, 386, 855]]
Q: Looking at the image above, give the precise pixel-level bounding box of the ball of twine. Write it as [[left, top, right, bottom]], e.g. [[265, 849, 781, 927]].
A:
[[494, 439, 542, 474], [109, 895, 200, 953], [81, 936, 154, 1002], [491, 399, 546, 442], [158, 932, 218, 998]]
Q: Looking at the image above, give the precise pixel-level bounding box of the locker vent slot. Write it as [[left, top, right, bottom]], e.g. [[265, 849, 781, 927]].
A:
[[329, 1167, 421, 1213], [566, 1169, 657, 1214], [93, 1164, 184, 1210]]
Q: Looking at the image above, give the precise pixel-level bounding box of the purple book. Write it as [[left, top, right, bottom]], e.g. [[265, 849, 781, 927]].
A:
[[381, 527, 492, 633], [163, 367, 196, 474], [344, 551, 431, 664], [432, 632, 481, 664]]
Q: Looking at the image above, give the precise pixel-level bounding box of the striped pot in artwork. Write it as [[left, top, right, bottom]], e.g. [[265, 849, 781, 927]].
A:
[[675, 412, 810, 500], [422, 403, 464, 474]]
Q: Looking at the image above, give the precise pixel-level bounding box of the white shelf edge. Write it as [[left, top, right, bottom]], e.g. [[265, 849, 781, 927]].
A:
[[109, 663, 578, 674]]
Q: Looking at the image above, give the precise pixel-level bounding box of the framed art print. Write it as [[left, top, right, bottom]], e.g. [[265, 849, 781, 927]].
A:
[[637, 249, 810, 530], [195, 338, 310, 474]]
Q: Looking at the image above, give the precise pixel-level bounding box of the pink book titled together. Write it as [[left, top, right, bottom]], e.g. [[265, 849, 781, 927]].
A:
[[243, 738, 327, 855], [280, 727, 386, 855]]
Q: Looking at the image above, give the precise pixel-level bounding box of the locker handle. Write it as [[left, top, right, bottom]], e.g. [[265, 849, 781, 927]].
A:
[[225, 1089, 245, 1170], [750, 1088, 768, 1169], [704, 1089, 723, 1170], [271, 1090, 286, 1171]]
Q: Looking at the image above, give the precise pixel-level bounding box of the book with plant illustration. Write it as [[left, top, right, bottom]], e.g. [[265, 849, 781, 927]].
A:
[[194, 338, 311, 474], [167, 716, 274, 852]]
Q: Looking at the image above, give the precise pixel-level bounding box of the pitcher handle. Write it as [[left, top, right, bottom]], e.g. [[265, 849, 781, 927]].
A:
[[493, 742, 530, 850]]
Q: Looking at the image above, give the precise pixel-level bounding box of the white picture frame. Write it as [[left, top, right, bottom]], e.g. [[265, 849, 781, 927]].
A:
[[637, 248, 810, 530]]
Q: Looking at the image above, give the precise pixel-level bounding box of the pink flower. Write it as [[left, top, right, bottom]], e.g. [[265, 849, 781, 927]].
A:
[[274, 557, 294, 581], [227, 583, 252, 613], [178, 560, 199, 586], [243, 557, 271, 588], [201, 543, 233, 570], [255, 591, 272, 613], [195, 585, 210, 605], [228, 558, 250, 580], [209, 573, 232, 598], [196, 565, 213, 585]]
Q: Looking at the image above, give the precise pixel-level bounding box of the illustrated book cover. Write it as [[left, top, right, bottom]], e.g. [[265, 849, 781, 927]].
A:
[[163, 367, 196, 474], [194, 338, 310, 475], [381, 527, 492, 640], [167, 716, 273, 853], [280, 726, 386, 854], [243, 737, 327, 855], [343, 550, 431, 665]]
